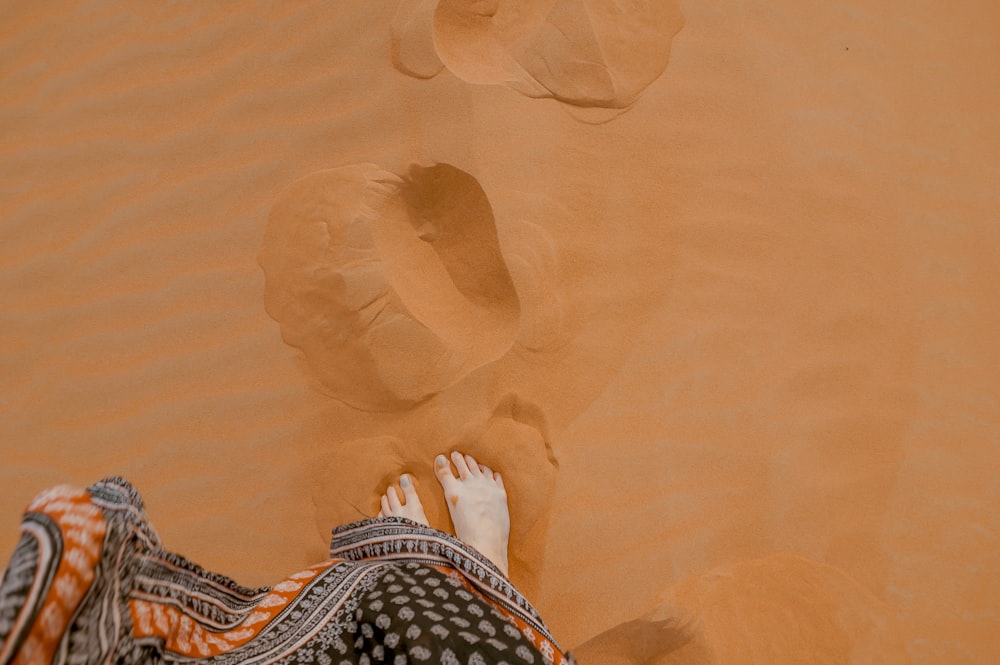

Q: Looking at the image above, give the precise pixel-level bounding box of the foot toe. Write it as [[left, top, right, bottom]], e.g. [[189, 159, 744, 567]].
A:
[[400, 474, 419, 502], [451, 451, 472, 478], [464, 453, 481, 476], [387, 485, 402, 511], [435, 454, 454, 478], [435, 454, 460, 489]]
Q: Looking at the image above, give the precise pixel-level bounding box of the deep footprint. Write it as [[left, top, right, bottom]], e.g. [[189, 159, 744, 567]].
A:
[[259, 163, 520, 410], [390, 0, 444, 79], [428, 0, 685, 110]]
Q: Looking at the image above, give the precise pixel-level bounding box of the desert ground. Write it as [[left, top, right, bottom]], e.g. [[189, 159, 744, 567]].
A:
[[1, 1, 997, 663]]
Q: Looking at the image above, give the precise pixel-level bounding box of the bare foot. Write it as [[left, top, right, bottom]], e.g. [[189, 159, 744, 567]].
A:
[[434, 451, 510, 576], [376, 474, 430, 527]]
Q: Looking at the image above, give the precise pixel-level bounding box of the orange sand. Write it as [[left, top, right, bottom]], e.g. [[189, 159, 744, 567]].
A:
[[1, 2, 997, 663]]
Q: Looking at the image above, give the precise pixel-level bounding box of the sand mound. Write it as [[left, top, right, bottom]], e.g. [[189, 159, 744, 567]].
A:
[[575, 553, 911, 664]]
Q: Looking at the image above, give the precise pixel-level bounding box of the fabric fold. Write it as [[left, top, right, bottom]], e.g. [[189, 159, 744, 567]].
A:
[[331, 517, 558, 647]]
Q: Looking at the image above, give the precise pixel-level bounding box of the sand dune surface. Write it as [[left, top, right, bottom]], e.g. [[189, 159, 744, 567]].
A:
[[1, 1, 998, 663]]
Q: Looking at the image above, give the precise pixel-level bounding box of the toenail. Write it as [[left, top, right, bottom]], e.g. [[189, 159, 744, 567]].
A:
[[400, 474, 411, 487], [436, 455, 448, 467]]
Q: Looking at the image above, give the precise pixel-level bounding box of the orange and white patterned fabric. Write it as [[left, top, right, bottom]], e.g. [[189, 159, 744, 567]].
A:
[[0, 478, 573, 665]]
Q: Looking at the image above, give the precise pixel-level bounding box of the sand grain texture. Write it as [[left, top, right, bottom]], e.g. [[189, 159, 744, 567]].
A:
[[1, 1, 998, 663]]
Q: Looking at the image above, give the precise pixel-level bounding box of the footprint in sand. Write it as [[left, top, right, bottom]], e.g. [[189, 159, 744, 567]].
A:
[[391, 0, 445, 79], [259, 162, 559, 411], [393, 0, 684, 112]]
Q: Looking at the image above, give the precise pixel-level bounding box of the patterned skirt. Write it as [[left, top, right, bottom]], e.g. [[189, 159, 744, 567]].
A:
[[0, 478, 573, 665]]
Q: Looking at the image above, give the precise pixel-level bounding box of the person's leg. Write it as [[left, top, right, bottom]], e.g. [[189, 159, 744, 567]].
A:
[[434, 450, 511, 577]]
